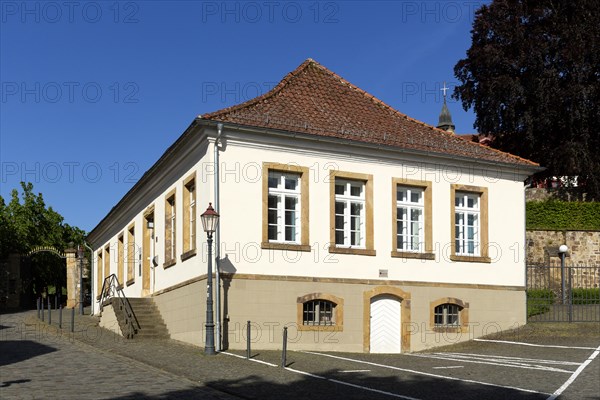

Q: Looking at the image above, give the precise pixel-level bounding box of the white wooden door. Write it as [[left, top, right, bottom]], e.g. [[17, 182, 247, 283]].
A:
[[369, 295, 401, 353]]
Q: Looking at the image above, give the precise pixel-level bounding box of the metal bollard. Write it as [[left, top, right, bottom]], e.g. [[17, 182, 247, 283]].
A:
[[246, 321, 251, 359], [281, 327, 288, 368], [70, 307, 75, 333], [59, 306, 63, 329], [41, 298, 44, 321], [37, 297, 40, 319], [47, 297, 51, 325]]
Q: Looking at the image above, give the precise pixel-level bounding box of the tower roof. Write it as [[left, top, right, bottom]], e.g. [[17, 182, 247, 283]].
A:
[[437, 97, 455, 132]]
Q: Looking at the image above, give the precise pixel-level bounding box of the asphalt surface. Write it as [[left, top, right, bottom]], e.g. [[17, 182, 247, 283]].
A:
[[1, 309, 599, 400]]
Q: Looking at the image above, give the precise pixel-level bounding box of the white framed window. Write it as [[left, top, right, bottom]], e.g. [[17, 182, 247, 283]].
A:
[[303, 300, 336, 326], [454, 192, 480, 256], [396, 186, 424, 252], [267, 171, 301, 243], [334, 179, 365, 248], [188, 182, 196, 250], [165, 194, 176, 262], [434, 303, 461, 327]]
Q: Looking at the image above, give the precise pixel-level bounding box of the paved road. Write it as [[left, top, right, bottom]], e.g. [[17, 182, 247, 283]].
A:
[[1, 309, 598, 400], [0, 310, 235, 399]]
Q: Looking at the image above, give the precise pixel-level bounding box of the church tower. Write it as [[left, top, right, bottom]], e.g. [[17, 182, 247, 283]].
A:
[[437, 82, 455, 133]]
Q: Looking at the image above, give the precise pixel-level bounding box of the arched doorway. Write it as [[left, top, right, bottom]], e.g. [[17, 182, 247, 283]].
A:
[[363, 286, 411, 353]]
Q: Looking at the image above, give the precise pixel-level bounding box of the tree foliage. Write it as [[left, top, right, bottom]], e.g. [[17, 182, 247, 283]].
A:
[[0, 182, 86, 290], [454, 0, 600, 200]]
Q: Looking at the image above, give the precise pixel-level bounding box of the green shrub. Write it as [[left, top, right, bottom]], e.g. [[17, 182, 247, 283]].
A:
[[527, 289, 556, 317], [526, 200, 600, 230], [572, 288, 600, 305]]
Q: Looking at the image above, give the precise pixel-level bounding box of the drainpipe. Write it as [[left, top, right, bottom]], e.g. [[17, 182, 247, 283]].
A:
[[214, 122, 224, 351], [523, 179, 532, 321], [83, 242, 93, 315]]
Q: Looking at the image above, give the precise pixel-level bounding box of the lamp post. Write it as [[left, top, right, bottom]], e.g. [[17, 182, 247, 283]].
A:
[[78, 245, 84, 315], [558, 244, 568, 305], [201, 203, 220, 355]]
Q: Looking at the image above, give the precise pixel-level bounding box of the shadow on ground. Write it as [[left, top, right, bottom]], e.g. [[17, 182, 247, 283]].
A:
[[0, 340, 57, 367], [108, 370, 552, 400]]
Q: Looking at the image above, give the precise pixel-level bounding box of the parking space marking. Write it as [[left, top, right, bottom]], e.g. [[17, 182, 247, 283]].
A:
[[285, 367, 422, 400], [340, 370, 372, 373], [222, 351, 278, 367], [546, 344, 600, 400], [224, 352, 420, 399], [432, 366, 464, 369], [407, 352, 577, 373], [474, 339, 596, 350], [302, 351, 549, 395]]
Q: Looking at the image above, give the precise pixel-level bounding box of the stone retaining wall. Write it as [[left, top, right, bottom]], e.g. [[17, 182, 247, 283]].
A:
[[526, 229, 600, 266]]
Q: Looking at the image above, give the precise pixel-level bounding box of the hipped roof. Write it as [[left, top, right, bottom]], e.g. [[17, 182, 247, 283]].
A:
[[202, 59, 538, 167]]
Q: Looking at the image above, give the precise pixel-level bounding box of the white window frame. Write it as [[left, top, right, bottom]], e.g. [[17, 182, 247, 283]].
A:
[[267, 171, 301, 244], [334, 179, 365, 248], [189, 182, 196, 251], [454, 192, 480, 256], [396, 186, 424, 252]]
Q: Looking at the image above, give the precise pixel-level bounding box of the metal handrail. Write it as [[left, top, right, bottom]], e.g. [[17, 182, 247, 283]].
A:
[[99, 274, 140, 338]]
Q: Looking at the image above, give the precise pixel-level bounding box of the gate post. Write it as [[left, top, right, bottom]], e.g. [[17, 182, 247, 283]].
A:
[[65, 247, 78, 308]]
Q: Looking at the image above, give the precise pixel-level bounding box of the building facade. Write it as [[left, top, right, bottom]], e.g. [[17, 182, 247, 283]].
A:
[[87, 59, 542, 353]]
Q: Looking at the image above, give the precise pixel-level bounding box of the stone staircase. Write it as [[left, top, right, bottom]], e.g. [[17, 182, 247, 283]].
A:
[[113, 297, 170, 339]]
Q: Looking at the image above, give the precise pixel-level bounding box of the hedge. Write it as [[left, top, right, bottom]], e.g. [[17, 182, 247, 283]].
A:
[[526, 200, 600, 230], [572, 288, 600, 305], [527, 289, 555, 317]]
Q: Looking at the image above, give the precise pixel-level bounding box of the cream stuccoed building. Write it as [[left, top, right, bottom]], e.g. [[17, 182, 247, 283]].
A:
[[87, 59, 542, 353]]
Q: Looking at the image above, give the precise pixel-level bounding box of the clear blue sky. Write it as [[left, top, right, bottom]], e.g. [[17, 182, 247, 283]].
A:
[[1, 0, 487, 233]]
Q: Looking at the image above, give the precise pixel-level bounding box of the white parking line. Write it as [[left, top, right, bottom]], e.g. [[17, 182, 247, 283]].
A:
[[223, 351, 420, 399], [407, 352, 576, 373], [302, 351, 549, 395], [546, 344, 600, 400], [474, 339, 596, 350], [222, 351, 278, 367], [432, 366, 464, 369], [340, 369, 372, 373], [285, 367, 421, 400]]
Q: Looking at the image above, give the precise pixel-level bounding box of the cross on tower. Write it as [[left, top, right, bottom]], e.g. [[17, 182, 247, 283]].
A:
[[441, 82, 449, 98]]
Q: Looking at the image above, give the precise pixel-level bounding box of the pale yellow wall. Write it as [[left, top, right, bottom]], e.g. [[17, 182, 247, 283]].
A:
[[217, 139, 527, 287]]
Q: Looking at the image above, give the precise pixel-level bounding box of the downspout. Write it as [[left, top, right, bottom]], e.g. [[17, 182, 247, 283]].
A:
[[214, 122, 223, 351], [83, 242, 93, 316], [523, 179, 532, 323]]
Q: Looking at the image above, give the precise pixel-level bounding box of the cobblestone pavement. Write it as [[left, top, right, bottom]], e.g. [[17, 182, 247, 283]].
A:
[[2, 308, 598, 400], [0, 310, 237, 400]]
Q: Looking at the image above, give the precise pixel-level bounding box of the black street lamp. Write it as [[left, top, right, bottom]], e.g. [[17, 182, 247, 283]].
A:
[[77, 245, 84, 315], [201, 203, 220, 355]]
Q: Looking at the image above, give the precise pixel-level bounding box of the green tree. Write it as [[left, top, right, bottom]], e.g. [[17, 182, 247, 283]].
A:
[[454, 0, 600, 200], [0, 182, 86, 296]]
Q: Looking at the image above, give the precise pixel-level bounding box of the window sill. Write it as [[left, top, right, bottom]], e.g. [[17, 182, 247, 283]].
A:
[[261, 242, 312, 252], [391, 251, 435, 260], [163, 259, 177, 269], [126, 278, 135, 287], [180, 249, 197, 262], [432, 326, 468, 334], [450, 255, 491, 263], [329, 247, 376, 256], [298, 324, 343, 332]]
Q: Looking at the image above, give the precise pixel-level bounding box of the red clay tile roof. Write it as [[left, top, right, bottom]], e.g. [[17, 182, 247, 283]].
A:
[[201, 59, 539, 167]]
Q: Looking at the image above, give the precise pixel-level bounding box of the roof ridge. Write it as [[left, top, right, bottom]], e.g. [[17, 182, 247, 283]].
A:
[[201, 59, 539, 167], [305, 61, 538, 166], [201, 58, 314, 119]]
